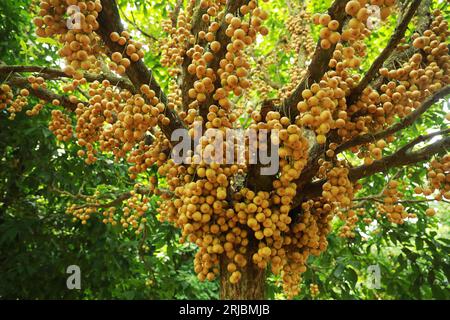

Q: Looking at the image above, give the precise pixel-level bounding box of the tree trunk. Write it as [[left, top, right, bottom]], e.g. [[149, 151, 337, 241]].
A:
[[219, 240, 266, 300]]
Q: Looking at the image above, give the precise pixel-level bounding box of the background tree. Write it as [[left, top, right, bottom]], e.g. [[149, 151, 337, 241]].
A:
[[0, 0, 449, 300]]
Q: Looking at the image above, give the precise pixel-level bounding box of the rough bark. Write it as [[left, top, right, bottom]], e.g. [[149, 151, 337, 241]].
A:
[[97, 0, 187, 142], [6, 76, 85, 111], [347, 0, 422, 105], [219, 239, 266, 300], [336, 86, 450, 153], [294, 134, 450, 205], [282, 0, 349, 118], [0, 65, 135, 92], [246, 0, 349, 193]]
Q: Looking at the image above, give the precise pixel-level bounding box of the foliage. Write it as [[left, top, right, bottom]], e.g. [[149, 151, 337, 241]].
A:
[[0, 100, 218, 299]]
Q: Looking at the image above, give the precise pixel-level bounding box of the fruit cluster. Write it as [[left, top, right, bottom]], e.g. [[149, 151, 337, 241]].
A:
[[109, 31, 145, 75], [310, 283, 320, 297], [378, 180, 410, 224], [49, 109, 73, 142], [0, 84, 14, 111], [415, 155, 450, 202]]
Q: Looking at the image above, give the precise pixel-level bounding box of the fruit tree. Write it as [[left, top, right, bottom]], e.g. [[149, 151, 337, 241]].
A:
[[0, 0, 449, 299]]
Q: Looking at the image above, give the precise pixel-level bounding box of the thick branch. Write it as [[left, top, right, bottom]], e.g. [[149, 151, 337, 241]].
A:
[[354, 196, 450, 205], [198, 0, 249, 120], [336, 85, 450, 153], [295, 130, 326, 188], [7, 76, 84, 111], [248, 1, 348, 191], [349, 135, 450, 181], [191, 0, 209, 36], [298, 135, 450, 204], [282, 0, 349, 119], [98, 0, 164, 100], [347, 0, 422, 105], [348, 0, 433, 120], [171, 0, 184, 28], [396, 128, 450, 154], [0, 65, 135, 92], [179, 0, 212, 110], [97, 0, 186, 141], [381, 0, 432, 73]]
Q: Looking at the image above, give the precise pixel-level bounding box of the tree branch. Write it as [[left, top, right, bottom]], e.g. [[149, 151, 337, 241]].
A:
[[354, 196, 450, 205], [184, 0, 249, 120], [297, 135, 450, 204], [97, 0, 186, 141], [281, 0, 349, 119], [0, 65, 135, 92], [6, 76, 84, 111], [350, 134, 450, 182], [396, 128, 450, 154], [171, 0, 184, 28], [348, 0, 433, 120], [347, 0, 422, 105], [247, 1, 348, 191], [336, 85, 450, 153], [70, 186, 173, 210], [180, 0, 208, 111], [72, 191, 135, 210]]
